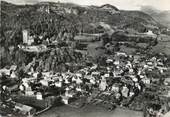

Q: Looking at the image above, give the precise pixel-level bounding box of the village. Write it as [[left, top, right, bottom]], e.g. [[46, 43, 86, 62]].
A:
[[1, 27, 170, 117], [1, 1, 170, 117]]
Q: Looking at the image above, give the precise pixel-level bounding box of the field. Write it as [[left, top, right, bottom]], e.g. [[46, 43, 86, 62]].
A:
[[150, 34, 170, 55], [151, 41, 170, 55], [37, 105, 143, 117], [78, 40, 105, 58]]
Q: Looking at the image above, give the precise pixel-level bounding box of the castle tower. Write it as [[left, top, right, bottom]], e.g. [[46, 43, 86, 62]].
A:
[[22, 30, 28, 44]]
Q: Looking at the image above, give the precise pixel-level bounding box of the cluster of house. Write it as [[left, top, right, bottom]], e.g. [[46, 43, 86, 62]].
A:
[[1, 48, 170, 117], [1, 50, 169, 106]]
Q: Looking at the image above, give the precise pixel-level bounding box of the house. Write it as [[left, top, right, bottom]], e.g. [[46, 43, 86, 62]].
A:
[[15, 102, 36, 115], [106, 59, 113, 63], [145, 30, 155, 36], [156, 62, 167, 71], [20, 45, 48, 53], [91, 71, 100, 76], [134, 55, 140, 61], [164, 78, 170, 86], [142, 78, 151, 85], [36, 92, 43, 100], [24, 86, 34, 96], [146, 61, 155, 69], [62, 96, 69, 104], [115, 52, 127, 57], [0, 68, 10, 76], [27, 36, 34, 45], [113, 70, 121, 77]]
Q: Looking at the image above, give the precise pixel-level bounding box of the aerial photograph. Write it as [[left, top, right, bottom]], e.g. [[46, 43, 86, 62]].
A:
[[0, 0, 170, 117]]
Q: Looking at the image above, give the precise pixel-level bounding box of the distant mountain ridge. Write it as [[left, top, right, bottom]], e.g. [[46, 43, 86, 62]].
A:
[[141, 6, 170, 28]]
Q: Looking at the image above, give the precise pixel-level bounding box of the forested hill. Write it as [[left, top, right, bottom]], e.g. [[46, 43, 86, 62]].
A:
[[1, 1, 162, 44]]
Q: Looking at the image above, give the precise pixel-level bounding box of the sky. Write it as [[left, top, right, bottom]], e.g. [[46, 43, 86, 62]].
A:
[[2, 0, 170, 10]]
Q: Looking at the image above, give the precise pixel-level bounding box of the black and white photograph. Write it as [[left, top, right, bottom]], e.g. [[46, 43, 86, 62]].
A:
[[0, 0, 170, 117]]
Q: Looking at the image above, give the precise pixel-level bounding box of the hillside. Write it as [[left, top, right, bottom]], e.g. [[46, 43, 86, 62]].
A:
[[0, 1, 164, 68]]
